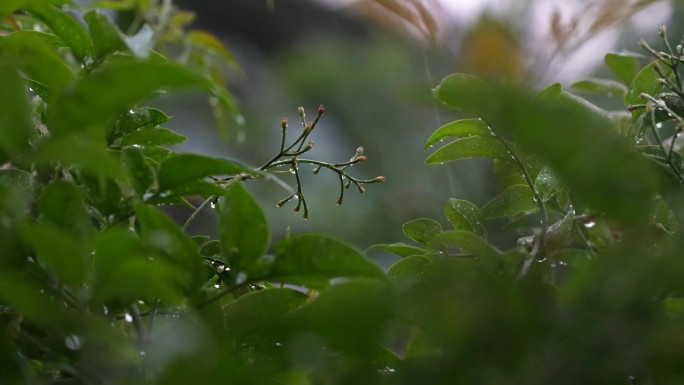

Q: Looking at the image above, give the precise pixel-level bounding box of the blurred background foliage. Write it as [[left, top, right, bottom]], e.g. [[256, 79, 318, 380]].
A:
[[156, 0, 679, 261]]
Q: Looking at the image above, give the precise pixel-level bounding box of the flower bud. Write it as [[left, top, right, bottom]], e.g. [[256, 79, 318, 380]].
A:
[[304, 124, 313, 134], [317, 104, 325, 116], [374, 176, 386, 182], [298, 106, 305, 118], [281, 117, 288, 130]]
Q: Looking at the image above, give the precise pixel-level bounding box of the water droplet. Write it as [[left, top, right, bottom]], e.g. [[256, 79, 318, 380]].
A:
[[210, 202, 216, 209], [103, 306, 109, 315], [275, 342, 282, 347], [140, 351, 146, 356], [236, 272, 247, 285], [584, 221, 596, 228], [656, 122, 663, 129], [214, 283, 220, 289], [65, 335, 83, 350], [124, 313, 133, 323], [293, 194, 300, 200]]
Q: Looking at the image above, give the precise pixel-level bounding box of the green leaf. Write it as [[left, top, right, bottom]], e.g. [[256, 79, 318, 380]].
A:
[[152, 181, 228, 201], [84, 9, 128, 60], [120, 126, 186, 147], [497, 87, 660, 222], [93, 229, 187, 304], [426, 136, 509, 164], [534, 166, 565, 202], [570, 78, 627, 98], [424, 119, 489, 148], [33, 136, 128, 181], [0, 65, 31, 157], [533, 83, 562, 103], [187, 30, 239, 69], [48, 60, 226, 137], [293, 279, 393, 352], [0, 170, 33, 194], [432, 230, 501, 266], [481, 184, 537, 220], [0, 31, 74, 91], [121, 146, 155, 195], [445, 198, 486, 237], [223, 288, 306, 337], [433, 73, 497, 118], [134, 203, 204, 289], [605, 51, 642, 85], [219, 183, 269, 274], [386, 255, 431, 282], [625, 61, 672, 120], [19, 222, 88, 286], [557, 91, 613, 126], [39, 181, 94, 240], [402, 218, 442, 247], [107, 107, 170, 145], [0, 272, 68, 326], [199, 240, 221, 257], [367, 243, 427, 258], [158, 154, 253, 192], [270, 234, 385, 288], [541, 208, 575, 255], [27, 4, 94, 62]]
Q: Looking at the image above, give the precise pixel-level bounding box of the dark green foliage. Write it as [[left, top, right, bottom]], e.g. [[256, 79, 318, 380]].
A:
[[2, 2, 684, 385]]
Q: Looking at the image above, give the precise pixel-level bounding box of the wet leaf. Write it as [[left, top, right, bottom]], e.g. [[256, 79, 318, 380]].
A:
[[270, 234, 385, 288], [424, 119, 489, 148], [107, 107, 170, 145], [134, 203, 204, 290], [625, 61, 672, 120], [0, 31, 74, 91], [93, 228, 187, 304], [571, 78, 627, 98], [39, 181, 94, 240], [432, 73, 497, 119], [367, 242, 427, 258], [48, 60, 229, 138], [121, 146, 155, 195], [402, 218, 442, 247], [120, 126, 186, 147], [27, 3, 94, 62], [199, 240, 221, 257], [219, 182, 270, 275], [426, 136, 509, 163], [481, 184, 537, 220], [33, 136, 128, 181], [387, 255, 430, 282], [445, 198, 486, 237], [19, 222, 88, 286], [541, 208, 575, 256], [534, 166, 565, 202], [157, 154, 253, 192], [84, 9, 128, 60], [605, 51, 642, 85], [0, 65, 31, 157], [223, 288, 306, 337], [432, 230, 500, 261]]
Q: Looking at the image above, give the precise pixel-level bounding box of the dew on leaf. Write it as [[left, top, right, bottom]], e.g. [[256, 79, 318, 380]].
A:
[[64, 335, 84, 350]]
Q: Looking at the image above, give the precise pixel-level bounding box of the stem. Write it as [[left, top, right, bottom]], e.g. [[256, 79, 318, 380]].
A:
[[181, 195, 216, 231], [128, 304, 145, 342]]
